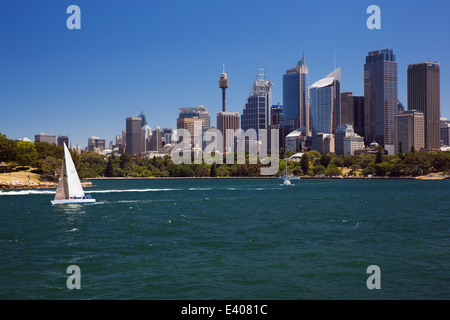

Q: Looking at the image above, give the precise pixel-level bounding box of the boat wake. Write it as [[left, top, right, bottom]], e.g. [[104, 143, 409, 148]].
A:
[[89, 188, 180, 194], [0, 190, 55, 196]]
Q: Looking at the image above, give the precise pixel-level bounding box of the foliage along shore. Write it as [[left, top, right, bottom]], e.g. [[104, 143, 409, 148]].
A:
[[1, 133, 450, 187]]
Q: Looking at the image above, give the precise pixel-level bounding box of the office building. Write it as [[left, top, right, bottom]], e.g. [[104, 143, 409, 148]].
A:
[[340, 93, 355, 128], [217, 112, 239, 152], [441, 118, 450, 146], [285, 129, 306, 153], [282, 55, 310, 134], [311, 133, 335, 154], [343, 135, 365, 156], [271, 103, 284, 126], [241, 68, 273, 140], [34, 133, 56, 144], [87, 136, 106, 152], [178, 105, 211, 129], [177, 117, 205, 146], [142, 124, 152, 152], [148, 127, 163, 152], [394, 110, 425, 154], [57, 135, 69, 147], [310, 68, 341, 135], [335, 125, 353, 155], [364, 49, 398, 154], [408, 62, 441, 149], [340, 92, 365, 138], [126, 117, 143, 156]]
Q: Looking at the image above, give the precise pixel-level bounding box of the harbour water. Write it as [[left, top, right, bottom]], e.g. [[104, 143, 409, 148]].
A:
[[0, 179, 448, 300]]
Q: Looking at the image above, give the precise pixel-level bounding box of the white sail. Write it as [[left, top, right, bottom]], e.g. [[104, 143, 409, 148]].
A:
[[54, 160, 68, 201], [63, 143, 85, 198]]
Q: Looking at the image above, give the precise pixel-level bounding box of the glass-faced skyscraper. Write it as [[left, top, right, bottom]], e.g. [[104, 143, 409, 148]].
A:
[[241, 68, 273, 140], [364, 49, 398, 155], [282, 56, 310, 135], [310, 68, 341, 135]]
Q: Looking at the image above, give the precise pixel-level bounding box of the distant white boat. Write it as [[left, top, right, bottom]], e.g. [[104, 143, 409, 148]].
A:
[[51, 143, 95, 205], [281, 165, 295, 186]]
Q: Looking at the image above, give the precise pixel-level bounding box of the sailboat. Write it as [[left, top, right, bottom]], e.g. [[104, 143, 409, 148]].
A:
[[51, 143, 95, 205], [281, 165, 293, 186]]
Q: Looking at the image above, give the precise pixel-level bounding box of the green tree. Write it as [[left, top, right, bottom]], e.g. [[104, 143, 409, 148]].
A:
[[375, 146, 384, 164], [325, 164, 342, 177], [210, 163, 217, 177], [375, 162, 393, 176], [40, 156, 62, 181], [300, 153, 309, 175], [320, 154, 332, 168], [15, 141, 38, 167], [195, 166, 209, 177], [313, 165, 326, 176], [0, 133, 17, 162], [104, 157, 114, 177]]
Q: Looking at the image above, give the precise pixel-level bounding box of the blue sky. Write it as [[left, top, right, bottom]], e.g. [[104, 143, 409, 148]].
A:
[[1, 0, 449, 148]]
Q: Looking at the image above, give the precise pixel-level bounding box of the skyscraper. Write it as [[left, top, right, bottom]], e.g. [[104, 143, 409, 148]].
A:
[[340, 92, 355, 127], [241, 67, 273, 140], [148, 127, 163, 152], [310, 68, 341, 135], [217, 112, 239, 152], [364, 49, 398, 154], [407, 62, 441, 149], [126, 117, 143, 156], [282, 55, 310, 134]]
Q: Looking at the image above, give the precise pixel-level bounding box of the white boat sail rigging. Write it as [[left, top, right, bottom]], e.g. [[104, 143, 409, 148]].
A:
[[281, 163, 293, 186], [51, 143, 95, 205]]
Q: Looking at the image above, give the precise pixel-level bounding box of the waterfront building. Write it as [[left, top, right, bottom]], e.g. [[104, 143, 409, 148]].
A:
[[394, 110, 425, 154], [34, 133, 56, 144], [364, 49, 398, 154], [408, 62, 441, 149]]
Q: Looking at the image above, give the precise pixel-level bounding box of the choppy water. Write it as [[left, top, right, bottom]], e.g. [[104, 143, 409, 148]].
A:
[[0, 179, 449, 300]]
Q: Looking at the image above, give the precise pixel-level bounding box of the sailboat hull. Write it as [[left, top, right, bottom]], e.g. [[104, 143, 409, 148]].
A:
[[51, 199, 96, 205]]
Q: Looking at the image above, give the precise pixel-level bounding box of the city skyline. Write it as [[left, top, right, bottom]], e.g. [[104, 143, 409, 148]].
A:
[[1, 1, 449, 148]]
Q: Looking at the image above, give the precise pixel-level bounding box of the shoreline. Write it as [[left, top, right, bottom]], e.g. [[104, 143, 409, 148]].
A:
[[1, 175, 448, 190]]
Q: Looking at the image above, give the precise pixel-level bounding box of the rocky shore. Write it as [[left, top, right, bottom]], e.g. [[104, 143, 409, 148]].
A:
[[0, 180, 93, 190]]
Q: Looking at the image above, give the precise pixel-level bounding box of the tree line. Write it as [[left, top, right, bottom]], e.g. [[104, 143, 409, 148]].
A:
[[1, 133, 450, 180]]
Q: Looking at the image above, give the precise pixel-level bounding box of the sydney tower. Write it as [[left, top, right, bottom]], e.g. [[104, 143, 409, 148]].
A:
[[219, 64, 229, 112]]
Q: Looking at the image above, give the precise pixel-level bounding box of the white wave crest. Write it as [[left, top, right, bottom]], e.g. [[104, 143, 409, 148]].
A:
[[89, 188, 179, 194], [0, 190, 55, 196]]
